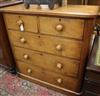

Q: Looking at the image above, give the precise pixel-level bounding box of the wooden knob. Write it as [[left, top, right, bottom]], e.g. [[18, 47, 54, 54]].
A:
[[57, 78, 62, 84], [20, 38, 26, 43], [17, 20, 23, 26], [17, 20, 25, 31], [56, 44, 62, 51], [27, 69, 32, 73], [57, 63, 63, 69], [23, 54, 29, 60], [55, 24, 64, 32]]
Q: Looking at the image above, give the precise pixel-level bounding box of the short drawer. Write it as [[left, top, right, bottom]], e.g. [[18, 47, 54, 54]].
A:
[[8, 30, 82, 59], [39, 16, 84, 40], [16, 61, 78, 91], [13, 47, 79, 77], [3, 13, 38, 33]]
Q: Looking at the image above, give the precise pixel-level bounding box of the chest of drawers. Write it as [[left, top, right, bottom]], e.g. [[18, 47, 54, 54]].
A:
[[0, 4, 99, 96]]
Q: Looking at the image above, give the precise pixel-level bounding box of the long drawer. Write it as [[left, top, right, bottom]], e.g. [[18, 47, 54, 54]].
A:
[[12, 47, 79, 77], [16, 61, 78, 91], [7, 30, 82, 60], [39, 16, 84, 40], [3, 13, 38, 33]]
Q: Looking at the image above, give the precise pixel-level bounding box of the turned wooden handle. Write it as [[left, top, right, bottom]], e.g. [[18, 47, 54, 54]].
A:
[[57, 78, 62, 84], [27, 69, 32, 73], [57, 63, 63, 69], [17, 20, 24, 26], [56, 44, 62, 51], [23, 54, 29, 60], [55, 24, 64, 32], [20, 38, 26, 43]]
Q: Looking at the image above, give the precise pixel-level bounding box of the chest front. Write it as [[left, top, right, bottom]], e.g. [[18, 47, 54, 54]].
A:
[[0, 5, 98, 96]]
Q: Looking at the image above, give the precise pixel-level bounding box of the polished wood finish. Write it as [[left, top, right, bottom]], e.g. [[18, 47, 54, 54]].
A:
[[0, 44, 3, 64], [7, 30, 82, 59], [76, 19, 95, 93], [4, 14, 38, 33], [12, 47, 79, 78], [16, 61, 78, 91], [86, 0, 100, 16], [0, 4, 99, 18], [0, 4, 99, 96], [39, 17, 84, 40]]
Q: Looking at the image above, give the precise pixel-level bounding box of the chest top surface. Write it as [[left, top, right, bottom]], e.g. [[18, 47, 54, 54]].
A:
[[0, 4, 99, 18]]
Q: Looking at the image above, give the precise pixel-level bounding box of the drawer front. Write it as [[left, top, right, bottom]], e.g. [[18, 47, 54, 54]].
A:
[[13, 47, 79, 77], [39, 17, 84, 40], [3, 13, 38, 33], [16, 61, 78, 91], [8, 30, 82, 59]]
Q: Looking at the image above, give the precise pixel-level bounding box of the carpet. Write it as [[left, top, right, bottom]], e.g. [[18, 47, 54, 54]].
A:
[[0, 67, 66, 96]]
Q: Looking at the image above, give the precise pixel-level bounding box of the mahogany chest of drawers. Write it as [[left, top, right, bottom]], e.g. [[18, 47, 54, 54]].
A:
[[0, 4, 99, 96]]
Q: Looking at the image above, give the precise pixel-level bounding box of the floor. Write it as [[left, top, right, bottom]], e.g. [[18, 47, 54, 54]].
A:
[[0, 66, 66, 96]]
